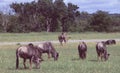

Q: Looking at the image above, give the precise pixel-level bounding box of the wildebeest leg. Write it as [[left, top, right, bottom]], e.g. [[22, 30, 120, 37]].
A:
[[97, 54, 100, 61], [60, 40, 63, 46], [85, 52, 87, 59], [84, 52, 86, 59], [97, 56, 100, 61], [59, 37, 63, 46], [60, 42, 63, 46], [80, 52, 83, 59], [97, 52, 100, 61], [63, 38, 66, 44], [23, 59, 27, 69], [78, 48, 81, 59], [78, 53, 81, 59], [101, 53, 104, 61], [29, 59, 32, 69], [47, 53, 50, 59], [82, 53, 85, 59]]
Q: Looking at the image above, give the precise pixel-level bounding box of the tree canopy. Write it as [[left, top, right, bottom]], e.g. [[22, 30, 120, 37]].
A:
[[0, 0, 120, 33]]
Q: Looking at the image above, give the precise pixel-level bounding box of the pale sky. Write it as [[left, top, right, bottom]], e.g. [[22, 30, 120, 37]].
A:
[[0, 0, 120, 14]]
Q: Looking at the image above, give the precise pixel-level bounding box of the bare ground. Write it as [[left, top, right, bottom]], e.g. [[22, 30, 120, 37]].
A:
[[0, 39, 120, 45]]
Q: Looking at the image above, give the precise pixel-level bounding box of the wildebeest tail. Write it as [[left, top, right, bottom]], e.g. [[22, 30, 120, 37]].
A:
[[16, 50, 19, 69]]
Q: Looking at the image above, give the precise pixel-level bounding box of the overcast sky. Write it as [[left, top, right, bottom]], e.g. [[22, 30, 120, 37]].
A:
[[0, 0, 120, 14]]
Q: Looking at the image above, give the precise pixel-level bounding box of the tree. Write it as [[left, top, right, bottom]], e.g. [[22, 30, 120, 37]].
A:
[[66, 3, 79, 32], [90, 10, 113, 32], [54, 0, 68, 31], [110, 14, 120, 32], [37, 0, 55, 32], [0, 13, 10, 32], [54, 1, 80, 32]]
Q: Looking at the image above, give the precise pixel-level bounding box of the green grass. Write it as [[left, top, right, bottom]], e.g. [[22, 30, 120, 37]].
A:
[[0, 32, 120, 42], [0, 42, 120, 73]]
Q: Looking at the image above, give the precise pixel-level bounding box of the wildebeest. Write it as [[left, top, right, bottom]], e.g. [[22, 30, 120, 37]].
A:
[[78, 42, 87, 59], [16, 43, 42, 69], [58, 32, 70, 46], [37, 42, 59, 61], [96, 39, 116, 61], [96, 42, 110, 61], [105, 39, 116, 45]]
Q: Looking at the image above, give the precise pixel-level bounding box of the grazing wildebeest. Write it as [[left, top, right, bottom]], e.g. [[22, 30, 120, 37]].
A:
[[37, 42, 59, 61], [96, 42, 110, 61], [78, 42, 87, 59], [105, 39, 116, 45], [58, 32, 70, 46], [96, 39, 116, 61], [16, 43, 42, 69]]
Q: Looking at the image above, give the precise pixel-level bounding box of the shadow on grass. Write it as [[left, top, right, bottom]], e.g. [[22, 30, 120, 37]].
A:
[[8, 67, 29, 70], [71, 58, 80, 61], [88, 59, 98, 62], [72, 58, 99, 62], [8, 67, 40, 70]]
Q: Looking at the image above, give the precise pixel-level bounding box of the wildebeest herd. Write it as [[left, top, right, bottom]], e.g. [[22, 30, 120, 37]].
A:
[[16, 32, 116, 69]]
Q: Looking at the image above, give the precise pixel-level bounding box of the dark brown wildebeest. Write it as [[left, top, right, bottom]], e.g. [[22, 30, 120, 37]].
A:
[[16, 43, 42, 69], [37, 42, 59, 61], [58, 32, 70, 46], [105, 39, 116, 45], [78, 42, 87, 59]]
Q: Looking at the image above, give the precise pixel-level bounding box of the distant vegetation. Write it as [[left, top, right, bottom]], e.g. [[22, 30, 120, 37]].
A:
[[0, 0, 120, 33]]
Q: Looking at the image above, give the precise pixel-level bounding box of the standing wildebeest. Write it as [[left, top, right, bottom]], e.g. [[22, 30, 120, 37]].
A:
[[16, 43, 42, 69], [78, 42, 87, 59], [58, 32, 70, 46], [37, 42, 59, 61], [96, 40, 116, 61]]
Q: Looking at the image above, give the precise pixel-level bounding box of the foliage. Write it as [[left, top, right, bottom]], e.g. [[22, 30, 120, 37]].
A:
[[90, 10, 113, 32], [0, 1, 120, 32]]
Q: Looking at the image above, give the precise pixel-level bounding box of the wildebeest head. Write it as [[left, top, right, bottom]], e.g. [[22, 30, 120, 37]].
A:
[[52, 52, 59, 61], [28, 43, 34, 47], [32, 56, 42, 69], [104, 53, 110, 61], [48, 42, 59, 61]]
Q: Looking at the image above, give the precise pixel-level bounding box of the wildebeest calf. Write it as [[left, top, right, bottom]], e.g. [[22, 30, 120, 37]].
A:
[[78, 42, 87, 59]]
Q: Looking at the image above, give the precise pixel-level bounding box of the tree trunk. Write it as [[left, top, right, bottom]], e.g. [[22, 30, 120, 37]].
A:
[[2, 15, 9, 32], [2, 22, 7, 32], [46, 18, 52, 32]]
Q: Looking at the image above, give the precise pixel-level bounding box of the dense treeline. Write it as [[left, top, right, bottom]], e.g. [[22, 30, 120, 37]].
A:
[[0, 0, 120, 33]]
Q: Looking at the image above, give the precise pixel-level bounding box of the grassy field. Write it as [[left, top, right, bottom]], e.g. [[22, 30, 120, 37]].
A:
[[0, 42, 120, 73], [0, 32, 120, 42], [0, 32, 120, 73]]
